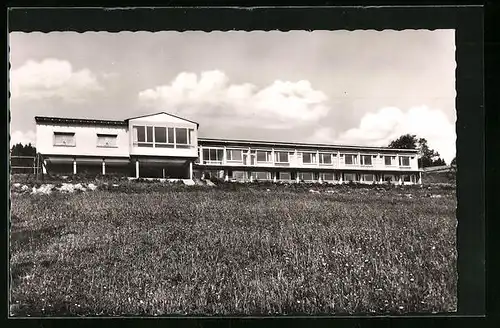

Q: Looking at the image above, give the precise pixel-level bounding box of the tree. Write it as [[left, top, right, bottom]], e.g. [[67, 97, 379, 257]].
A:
[[388, 134, 447, 168], [416, 138, 446, 168], [10, 142, 36, 157], [388, 134, 418, 150]]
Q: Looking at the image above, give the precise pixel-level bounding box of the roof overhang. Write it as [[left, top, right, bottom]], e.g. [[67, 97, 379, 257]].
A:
[[35, 116, 127, 127], [198, 138, 419, 153]]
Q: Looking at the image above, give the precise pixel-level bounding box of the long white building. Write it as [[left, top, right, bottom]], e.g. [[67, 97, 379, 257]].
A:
[[35, 112, 422, 184]]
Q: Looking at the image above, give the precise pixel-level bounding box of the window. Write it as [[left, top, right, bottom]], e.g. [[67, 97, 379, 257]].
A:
[[299, 172, 314, 181], [384, 175, 394, 182], [232, 171, 246, 181], [146, 127, 153, 142], [275, 152, 289, 163], [384, 156, 392, 166], [227, 149, 243, 162], [302, 152, 317, 164], [251, 171, 271, 180], [134, 125, 153, 147], [403, 175, 412, 182], [135, 126, 145, 142], [344, 154, 357, 165], [188, 129, 194, 145], [360, 155, 372, 166], [279, 172, 291, 180], [154, 127, 167, 143], [97, 134, 117, 147], [175, 128, 188, 148], [167, 128, 175, 144], [319, 153, 332, 165], [344, 173, 357, 182], [399, 156, 410, 167], [203, 148, 224, 163], [320, 172, 335, 181], [363, 174, 374, 182], [256, 151, 272, 163], [53, 132, 76, 146]]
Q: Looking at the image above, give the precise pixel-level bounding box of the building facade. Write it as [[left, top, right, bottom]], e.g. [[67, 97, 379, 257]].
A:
[[35, 112, 422, 184]]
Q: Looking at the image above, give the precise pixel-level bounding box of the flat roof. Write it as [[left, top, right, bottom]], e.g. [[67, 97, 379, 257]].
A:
[[198, 137, 418, 153], [35, 116, 127, 127]]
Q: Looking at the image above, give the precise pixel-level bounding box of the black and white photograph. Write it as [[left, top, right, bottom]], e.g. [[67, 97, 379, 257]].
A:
[[8, 10, 461, 317]]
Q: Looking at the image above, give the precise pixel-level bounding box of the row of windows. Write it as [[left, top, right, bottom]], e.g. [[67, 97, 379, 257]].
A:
[[229, 171, 415, 182], [201, 147, 413, 167], [53, 126, 196, 149], [132, 125, 195, 148], [53, 132, 118, 148]]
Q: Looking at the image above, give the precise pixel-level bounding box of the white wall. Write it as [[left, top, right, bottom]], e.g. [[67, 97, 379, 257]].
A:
[[36, 123, 129, 157]]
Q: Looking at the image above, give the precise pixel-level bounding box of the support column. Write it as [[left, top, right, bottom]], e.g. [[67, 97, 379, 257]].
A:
[[418, 171, 422, 184], [42, 159, 47, 174], [318, 173, 323, 184], [339, 172, 343, 184], [189, 161, 193, 180], [135, 159, 140, 178], [379, 174, 383, 183], [296, 172, 300, 183], [250, 174, 254, 182], [273, 172, 277, 183], [224, 169, 229, 182], [73, 158, 77, 175], [102, 159, 106, 175], [398, 175, 402, 185]]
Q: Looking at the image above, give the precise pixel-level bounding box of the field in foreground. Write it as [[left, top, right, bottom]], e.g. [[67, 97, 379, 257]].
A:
[[10, 184, 457, 316]]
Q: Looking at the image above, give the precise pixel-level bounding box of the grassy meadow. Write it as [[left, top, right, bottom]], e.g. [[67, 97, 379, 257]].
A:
[[9, 182, 457, 316]]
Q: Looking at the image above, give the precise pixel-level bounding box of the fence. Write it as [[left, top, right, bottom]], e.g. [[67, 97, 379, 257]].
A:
[[10, 155, 40, 174]]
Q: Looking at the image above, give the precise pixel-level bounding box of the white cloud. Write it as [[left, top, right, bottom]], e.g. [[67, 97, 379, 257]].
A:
[[10, 59, 102, 102], [10, 130, 36, 148], [138, 70, 330, 128], [310, 106, 456, 164]]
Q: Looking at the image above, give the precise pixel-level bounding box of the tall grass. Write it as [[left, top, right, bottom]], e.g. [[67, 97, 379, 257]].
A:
[[9, 188, 457, 316]]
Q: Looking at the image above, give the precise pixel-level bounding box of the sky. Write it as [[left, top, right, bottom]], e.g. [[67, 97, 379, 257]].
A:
[[8, 30, 456, 163]]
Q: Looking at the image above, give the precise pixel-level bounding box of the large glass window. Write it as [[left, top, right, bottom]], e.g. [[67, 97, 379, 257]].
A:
[[344, 173, 357, 182], [360, 155, 372, 166], [385, 156, 392, 166], [232, 171, 246, 181], [53, 132, 76, 146], [302, 152, 317, 164], [167, 128, 175, 144], [279, 172, 291, 180], [176, 128, 188, 144], [203, 148, 224, 163], [154, 127, 166, 143], [363, 174, 374, 182], [135, 126, 145, 142], [275, 151, 289, 163], [256, 151, 272, 162], [299, 172, 314, 181], [399, 156, 410, 167], [320, 172, 335, 181], [251, 171, 271, 180], [319, 153, 332, 165], [227, 149, 243, 161], [146, 127, 153, 142], [134, 125, 193, 148], [344, 154, 357, 165]]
